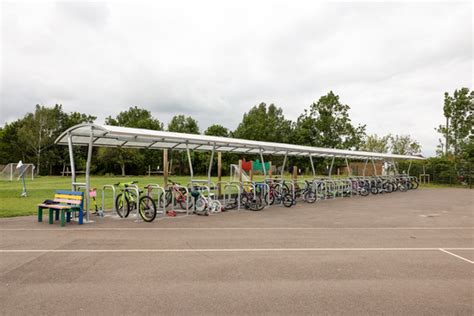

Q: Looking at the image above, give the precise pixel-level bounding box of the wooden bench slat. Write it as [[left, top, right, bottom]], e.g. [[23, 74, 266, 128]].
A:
[[38, 204, 79, 209], [56, 190, 84, 196], [53, 198, 82, 204], [54, 194, 83, 200]]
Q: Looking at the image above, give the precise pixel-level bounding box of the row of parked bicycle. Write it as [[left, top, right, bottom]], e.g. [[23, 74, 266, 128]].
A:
[[98, 175, 419, 222]]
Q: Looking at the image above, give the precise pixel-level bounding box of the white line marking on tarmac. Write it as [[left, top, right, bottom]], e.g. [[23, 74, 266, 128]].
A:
[[0, 227, 472, 231], [439, 248, 474, 264], [1, 248, 473, 253]]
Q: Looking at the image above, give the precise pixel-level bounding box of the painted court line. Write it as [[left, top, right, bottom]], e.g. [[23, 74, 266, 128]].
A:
[[1, 247, 473, 253], [0, 227, 472, 231], [439, 248, 474, 264]]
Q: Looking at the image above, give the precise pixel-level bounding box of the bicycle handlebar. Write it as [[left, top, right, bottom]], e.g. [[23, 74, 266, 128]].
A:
[[114, 180, 138, 187]]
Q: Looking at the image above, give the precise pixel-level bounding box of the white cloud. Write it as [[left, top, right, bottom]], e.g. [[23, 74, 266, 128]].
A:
[[1, 0, 472, 156]]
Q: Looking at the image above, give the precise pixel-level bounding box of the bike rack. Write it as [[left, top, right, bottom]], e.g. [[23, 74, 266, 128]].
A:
[[168, 184, 191, 215], [222, 182, 241, 210], [254, 182, 270, 206], [291, 180, 309, 202], [145, 184, 166, 218], [101, 184, 116, 216], [124, 184, 141, 222]]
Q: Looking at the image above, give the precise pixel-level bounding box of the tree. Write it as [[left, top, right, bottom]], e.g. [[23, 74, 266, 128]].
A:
[[2, 105, 96, 175], [0, 120, 25, 164], [167, 115, 199, 134], [361, 134, 391, 153], [437, 88, 473, 159], [233, 103, 292, 143], [204, 124, 229, 137], [292, 91, 366, 149], [104, 106, 163, 175], [17, 105, 64, 175], [167, 115, 200, 174], [390, 134, 421, 155], [106, 106, 163, 130]]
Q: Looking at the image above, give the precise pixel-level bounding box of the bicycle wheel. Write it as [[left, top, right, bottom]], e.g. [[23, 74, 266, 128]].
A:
[[399, 183, 408, 192], [249, 196, 264, 211], [371, 186, 378, 195], [268, 192, 275, 205], [209, 200, 222, 214], [194, 197, 208, 215], [115, 193, 130, 218], [283, 194, 294, 208], [241, 194, 250, 209], [304, 190, 316, 203], [138, 196, 157, 222]]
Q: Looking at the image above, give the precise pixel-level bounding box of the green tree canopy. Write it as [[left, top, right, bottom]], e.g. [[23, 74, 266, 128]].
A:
[[0, 104, 96, 174], [233, 103, 292, 143], [361, 134, 391, 153], [390, 134, 421, 155], [167, 115, 199, 134], [436, 88, 473, 160], [292, 91, 366, 149], [204, 124, 230, 137], [103, 106, 163, 175], [106, 106, 163, 130]]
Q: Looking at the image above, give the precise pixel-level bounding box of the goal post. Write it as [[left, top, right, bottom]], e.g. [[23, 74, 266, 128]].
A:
[[0, 163, 35, 181]]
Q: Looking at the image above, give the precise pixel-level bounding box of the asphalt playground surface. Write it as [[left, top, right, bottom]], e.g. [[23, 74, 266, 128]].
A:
[[1, 188, 473, 315]]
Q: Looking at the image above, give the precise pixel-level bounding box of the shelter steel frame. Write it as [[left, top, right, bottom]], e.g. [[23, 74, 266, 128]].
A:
[[58, 124, 424, 221]]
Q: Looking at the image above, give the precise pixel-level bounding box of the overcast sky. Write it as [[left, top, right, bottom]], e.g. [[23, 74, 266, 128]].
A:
[[1, 0, 472, 156]]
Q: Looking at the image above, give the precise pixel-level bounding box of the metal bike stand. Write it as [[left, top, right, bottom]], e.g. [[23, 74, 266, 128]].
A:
[[174, 184, 191, 215], [72, 183, 95, 223], [145, 184, 166, 218], [101, 184, 116, 217], [254, 182, 270, 206], [125, 184, 141, 223], [292, 180, 308, 203], [241, 181, 257, 200], [223, 182, 241, 210]]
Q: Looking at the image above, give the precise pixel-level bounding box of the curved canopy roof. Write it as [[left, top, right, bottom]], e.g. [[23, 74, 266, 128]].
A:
[[55, 123, 424, 161]]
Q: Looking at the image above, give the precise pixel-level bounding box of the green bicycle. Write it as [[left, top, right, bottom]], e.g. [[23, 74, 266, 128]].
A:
[[114, 181, 157, 222]]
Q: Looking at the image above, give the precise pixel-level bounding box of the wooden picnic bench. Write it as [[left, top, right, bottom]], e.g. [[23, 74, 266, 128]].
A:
[[37, 190, 84, 227]]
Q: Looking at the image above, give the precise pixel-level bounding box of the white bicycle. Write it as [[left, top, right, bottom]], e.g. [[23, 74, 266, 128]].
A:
[[190, 185, 222, 215]]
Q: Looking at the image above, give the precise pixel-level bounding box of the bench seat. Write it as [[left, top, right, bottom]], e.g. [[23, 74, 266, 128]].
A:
[[38, 190, 84, 227]]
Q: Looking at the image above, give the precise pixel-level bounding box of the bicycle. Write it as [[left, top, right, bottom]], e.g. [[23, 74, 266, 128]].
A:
[[114, 181, 157, 222], [164, 180, 191, 210], [189, 185, 222, 215], [240, 183, 265, 211]]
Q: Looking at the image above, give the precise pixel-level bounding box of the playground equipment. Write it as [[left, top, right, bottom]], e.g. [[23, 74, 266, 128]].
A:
[[0, 162, 35, 181]]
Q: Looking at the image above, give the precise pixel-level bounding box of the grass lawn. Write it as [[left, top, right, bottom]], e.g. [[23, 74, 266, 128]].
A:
[[0, 175, 216, 217], [0, 175, 469, 218]]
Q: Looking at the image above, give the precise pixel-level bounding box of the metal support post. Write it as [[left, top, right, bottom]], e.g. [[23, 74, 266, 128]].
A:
[[186, 143, 194, 178], [345, 157, 351, 177], [328, 156, 335, 178], [260, 149, 266, 176], [67, 132, 76, 191], [407, 160, 412, 176], [207, 144, 215, 187], [362, 158, 368, 177], [371, 158, 377, 176], [85, 126, 94, 222], [392, 159, 399, 175], [281, 153, 287, 178], [309, 154, 315, 177]]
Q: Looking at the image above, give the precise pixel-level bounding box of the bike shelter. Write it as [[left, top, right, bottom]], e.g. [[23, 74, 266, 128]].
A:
[[55, 123, 424, 223]]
